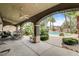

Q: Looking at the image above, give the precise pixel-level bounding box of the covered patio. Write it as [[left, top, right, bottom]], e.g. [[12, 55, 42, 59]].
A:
[[0, 36, 79, 56], [0, 3, 79, 56]]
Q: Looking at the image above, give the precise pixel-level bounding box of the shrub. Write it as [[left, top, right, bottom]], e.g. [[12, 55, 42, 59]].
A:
[[59, 32, 64, 36], [62, 38, 78, 45], [40, 28, 49, 41]]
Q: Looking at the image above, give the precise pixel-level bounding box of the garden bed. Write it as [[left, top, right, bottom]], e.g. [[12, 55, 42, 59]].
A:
[[62, 37, 79, 53], [62, 43, 79, 53]]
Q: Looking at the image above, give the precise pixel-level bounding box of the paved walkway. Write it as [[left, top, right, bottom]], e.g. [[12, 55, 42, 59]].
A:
[[0, 36, 79, 56], [45, 36, 79, 53]]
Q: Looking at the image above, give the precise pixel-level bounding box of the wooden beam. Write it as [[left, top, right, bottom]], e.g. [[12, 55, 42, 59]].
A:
[[0, 16, 15, 26], [16, 3, 79, 25]]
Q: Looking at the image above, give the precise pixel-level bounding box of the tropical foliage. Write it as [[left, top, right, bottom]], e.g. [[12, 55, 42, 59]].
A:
[[22, 11, 78, 40], [40, 28, 49, 41], [61, 11, 77, 33], [40, 22, 49, 41], [22, 22, 34, 35], [46, 16, 55, 30]]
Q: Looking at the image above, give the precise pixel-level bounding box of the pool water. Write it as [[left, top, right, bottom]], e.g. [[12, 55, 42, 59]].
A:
[[49, 32, 72, 37], [49, 32, 60, 36]]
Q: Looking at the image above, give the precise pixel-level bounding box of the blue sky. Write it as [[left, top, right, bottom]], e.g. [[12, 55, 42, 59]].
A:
[[53, 13, 65, 26], [47, 13, 65, 26]]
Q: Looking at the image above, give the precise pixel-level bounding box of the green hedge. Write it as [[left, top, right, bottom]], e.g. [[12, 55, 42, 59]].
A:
[[40, 28, 49, 41], [62, 38, 78, 45]]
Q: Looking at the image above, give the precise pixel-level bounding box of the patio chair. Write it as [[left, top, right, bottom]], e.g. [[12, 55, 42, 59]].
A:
[[11, 30, 22, 40], [0, 31, 12, 41]]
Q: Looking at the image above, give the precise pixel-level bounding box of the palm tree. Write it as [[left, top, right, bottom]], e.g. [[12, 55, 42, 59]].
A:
[[64, 11, 77, 33], [64, 12, 70, 32], [46, 16, 55, 30]]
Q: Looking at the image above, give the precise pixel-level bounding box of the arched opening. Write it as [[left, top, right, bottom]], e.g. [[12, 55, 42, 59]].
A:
[[21, 22, 34, 39], [30, 8, 79, 43], [0, 24, 3, 31], [38, 8, 79, 52], [39, 8, 79, 40], [3, 25, 16, 33]]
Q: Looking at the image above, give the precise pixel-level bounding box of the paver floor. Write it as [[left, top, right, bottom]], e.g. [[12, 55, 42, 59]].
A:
[[0, 36, 79, 56]]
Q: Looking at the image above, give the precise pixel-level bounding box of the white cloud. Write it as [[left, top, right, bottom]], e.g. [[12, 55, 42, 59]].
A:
[[47, 20, 65, 27]]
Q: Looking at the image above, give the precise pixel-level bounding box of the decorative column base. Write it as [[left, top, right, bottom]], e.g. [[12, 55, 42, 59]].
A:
[[77, 30, 79, 38], [30, 36, 40, 43], [35, 36, 40, 43]]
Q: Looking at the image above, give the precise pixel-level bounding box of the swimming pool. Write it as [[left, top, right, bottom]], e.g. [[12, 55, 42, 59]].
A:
[[49, 31, 72, 37], [49, 32, 60, 36]]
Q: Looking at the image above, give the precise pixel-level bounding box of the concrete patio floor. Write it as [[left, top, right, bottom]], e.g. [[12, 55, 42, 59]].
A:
[[0, 36, 79, 56], [45, 36, 79, 53]]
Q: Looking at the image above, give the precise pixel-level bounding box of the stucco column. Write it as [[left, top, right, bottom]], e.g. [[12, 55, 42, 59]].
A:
[[16, 25, 22, 32], [16, 25, 21, 31], [20, 25, 24, 36], [16, 25, 18, 31], [33, 23, 40, 43], [78, 30, 79, 38], [2, 24, 3, 31], [77, 16, 79, 38], [15, 25, 23, 35]]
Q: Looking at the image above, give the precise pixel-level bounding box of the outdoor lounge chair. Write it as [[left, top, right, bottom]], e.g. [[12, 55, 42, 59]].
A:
[[11, 30, 22, 40], [0, 31, 12, 41], [0, 41, 11, 56]]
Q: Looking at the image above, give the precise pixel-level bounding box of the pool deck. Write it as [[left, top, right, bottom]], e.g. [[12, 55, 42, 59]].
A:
[[0, 36, 79, 56], [45, 35, 79, 53], [49, 31, 78, 38]]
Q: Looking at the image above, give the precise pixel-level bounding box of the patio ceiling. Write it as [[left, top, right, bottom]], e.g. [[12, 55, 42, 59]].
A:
[[22, 3, 79, 25], [0, 3, 59, 25]]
